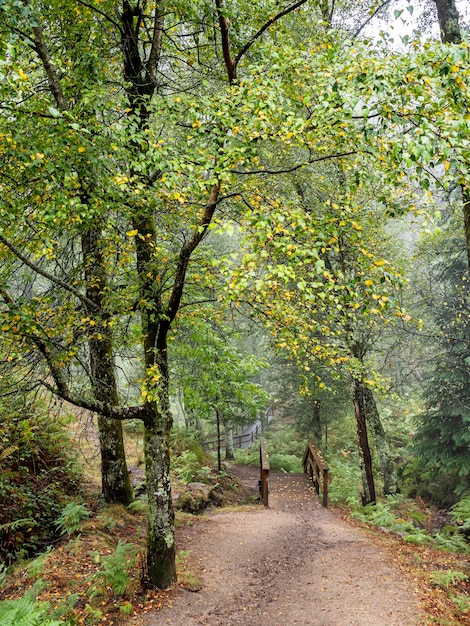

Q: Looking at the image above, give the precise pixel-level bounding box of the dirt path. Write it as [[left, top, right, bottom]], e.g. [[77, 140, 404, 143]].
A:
[[144, 468, 423, 626]]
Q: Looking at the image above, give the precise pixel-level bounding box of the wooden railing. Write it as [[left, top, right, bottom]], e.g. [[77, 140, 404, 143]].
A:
[[202, 408, 273, 452], [302, 441, 329, 508], [259, 437, 270, 507], [203, 422, 262, 451]]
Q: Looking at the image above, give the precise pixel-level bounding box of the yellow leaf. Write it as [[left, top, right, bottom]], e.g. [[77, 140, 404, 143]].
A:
[[126, 229, 138, 237], [77, 146, 86, 153], [18, 68, 27, 80]]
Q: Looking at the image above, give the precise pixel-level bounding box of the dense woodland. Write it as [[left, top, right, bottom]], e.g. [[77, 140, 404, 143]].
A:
[[1, 0, 470, 622]]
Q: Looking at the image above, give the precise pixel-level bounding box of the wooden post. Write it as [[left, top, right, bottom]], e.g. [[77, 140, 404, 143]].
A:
[[259, 437, 270, 507], [322, 467, 328, 508]]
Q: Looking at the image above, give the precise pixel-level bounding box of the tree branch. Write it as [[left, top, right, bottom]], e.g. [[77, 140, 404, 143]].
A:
[[232, 150, 358, 175], [164, 182, 221, 326], [75, 0, 123, 31], [215, 0, 236, 83], [353, 0, 394, 39], [21, 0, 68, 110], [2, 287, 149, 420], [0, 233, 100, 312], [234, 0, 309, 68]]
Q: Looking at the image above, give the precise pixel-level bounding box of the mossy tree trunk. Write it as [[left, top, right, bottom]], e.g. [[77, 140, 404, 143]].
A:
[[353, 378, 376, 505], [354, 380, 398, 497], [143, 389, 176, 586], [223, 417, 235, 460], [82, 219, 133, 506]]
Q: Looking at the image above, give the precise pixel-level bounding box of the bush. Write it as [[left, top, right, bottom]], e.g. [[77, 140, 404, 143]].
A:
[[234, 425, 305, 471], [0, 396, 81, 564]]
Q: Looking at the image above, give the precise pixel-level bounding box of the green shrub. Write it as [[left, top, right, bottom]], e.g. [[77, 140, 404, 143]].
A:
[[268, 453, 302, 473], [327, 457, 362, 507], [234, 426, 305, 472], [0, 396, 80, 563]]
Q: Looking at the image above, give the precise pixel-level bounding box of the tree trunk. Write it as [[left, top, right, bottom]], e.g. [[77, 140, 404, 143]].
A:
[[216, 410, 222, 471], [82, 228, 133, 505], [144, 412, 176, 587], [432, 1, 470, 268], [223, 418, 235, 460], [433, 0, 462, 43], [356, 383, 399, 496], [353, 378, 376, 504]]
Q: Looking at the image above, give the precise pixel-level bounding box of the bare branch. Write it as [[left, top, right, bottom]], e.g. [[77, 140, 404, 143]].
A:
[[234, 0, 309, 68], [0, 232, 99, 312], [232, 150, 358, 175], [353, 0, 394, 39]]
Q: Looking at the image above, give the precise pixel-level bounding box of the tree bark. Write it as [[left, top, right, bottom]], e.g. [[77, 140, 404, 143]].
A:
[[144, 408, 176, 587], [223, 418, 235, 460], [353, 378, 376, 504], [355, 382, 399, 496], [432, 1, 470, 268], [433, 0, 462, 43], [82, 227, 133, 505]]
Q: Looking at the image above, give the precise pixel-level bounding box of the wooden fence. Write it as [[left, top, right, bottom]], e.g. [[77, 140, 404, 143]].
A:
[[202, 408, 273, 452], [302, 440, 329, 508]]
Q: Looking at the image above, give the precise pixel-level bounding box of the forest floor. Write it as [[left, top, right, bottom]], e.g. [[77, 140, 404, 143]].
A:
[[2, 461, 469, 625], [140, 466, 423, 626]]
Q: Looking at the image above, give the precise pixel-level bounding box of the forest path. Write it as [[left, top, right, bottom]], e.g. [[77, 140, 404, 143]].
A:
[[143, 467, 424, 625]]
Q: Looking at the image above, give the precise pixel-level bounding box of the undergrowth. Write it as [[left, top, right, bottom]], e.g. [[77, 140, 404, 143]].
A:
[[234, 425, 304, 472], [0, 396, 81, 564]]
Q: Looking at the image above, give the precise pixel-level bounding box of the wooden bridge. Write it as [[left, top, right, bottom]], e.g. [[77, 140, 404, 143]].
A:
[[258, 438, 329, 508]]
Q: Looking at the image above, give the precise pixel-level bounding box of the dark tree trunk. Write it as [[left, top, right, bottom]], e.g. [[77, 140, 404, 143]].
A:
[[82, 228, 133, 505], [353, 379, 376, 504], [356, 383, 399, 496], [434, 0, 462, 43], [432, 0, 470, 269]]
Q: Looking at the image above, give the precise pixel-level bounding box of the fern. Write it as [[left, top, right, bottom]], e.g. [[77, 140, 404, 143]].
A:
[[55, 502, 90, 536], [0, 596, 63, 626], [431, 569, 468, 589], [434, 531, 470, 554], [0, 518, 37, 533], [450, 496, 470, 531], [87, 541, 138, 599]]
